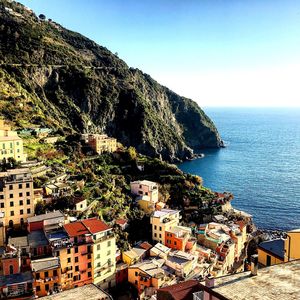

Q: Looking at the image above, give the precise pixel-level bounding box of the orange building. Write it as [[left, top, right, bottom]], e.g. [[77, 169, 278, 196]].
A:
[[63, 221, 93, 288], [165, 226, 193, 251], [31, 257, 61, 297]]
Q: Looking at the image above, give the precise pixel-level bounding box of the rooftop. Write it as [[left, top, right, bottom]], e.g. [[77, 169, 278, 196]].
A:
[[0, 271, 33, 286], [157, 279, 201, 300], [131, 180, 158, 187], [0, 168, 31, 178], [130, 260, 166, 278], [81, 218, 111, 234], [209, 259, 300, 300], [8, 236, 28, 248], [31, 257, 60, 272], [152, 209, 179, 218], [28, 230, 49, 247], [151, 243, 171, 256], [258, 239, 285, 260], [28, 211, 64, 223], [41, 284, 112, 300], [64, 221, 89, 237], [123, 247, 146, 260]]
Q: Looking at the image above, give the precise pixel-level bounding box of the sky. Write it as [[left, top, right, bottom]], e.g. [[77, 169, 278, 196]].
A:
[[19, 0, 300, 107]]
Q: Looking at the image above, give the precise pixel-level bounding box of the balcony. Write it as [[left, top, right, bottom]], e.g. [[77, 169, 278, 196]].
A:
[[96, 233, 114, 243]]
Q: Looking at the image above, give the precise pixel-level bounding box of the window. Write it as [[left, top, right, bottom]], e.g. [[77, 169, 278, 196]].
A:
[[75, 266, 79, 272], [53, 270, 58, 276], [26, 192, 30, 196], [36, 273, 40, 280], [9, 185, 13, 190], [19, 192, 23, 197], [45, 284, 49, 291], [17, 149, 20, 153], [56, 251, 59, 257], [97, 244, 100, 251], [88, 262, 92, 268], [159, 234, 162, 238], [87, 245, 91, 253], [174, 241, 177, 245], [10, 211, 14, 216], [19, 200, 23, 205], [0, 195, 3, 199], [107, 250, 111, 256], [36, 286, 41, 292], [154, 233, 157, 237], [97, 262, 100, 267], [9, 265, 14, 275], [27, 208, 31, 214], [135, 280, 138, 285], [107, 241, 111, 247], [135, 271, 138, 276], [75, 257, 78, 263], [67, 258, 71, 263], [27, 199, 30, 205], [0, 203, 4, 208], [74, 247, 78, 253], [9, 194, 13, 198], [18, 183, 22, 189], [26, 183, 30, 188], [154, 225, 157, 230], [67, 248, 71, 254], [97, 254, 100, 259], [10, 202, 13, 207], [44, 271, 49, 278], [88, 271, 92, 277], [159, 226, 162, 231], [20, 209, 23, 215]]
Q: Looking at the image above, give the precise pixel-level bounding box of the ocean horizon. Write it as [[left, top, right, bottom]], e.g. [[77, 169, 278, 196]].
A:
[[178, 106, 300, 231]]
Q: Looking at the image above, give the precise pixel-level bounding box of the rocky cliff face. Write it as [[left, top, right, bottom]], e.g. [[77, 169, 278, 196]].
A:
[[0, 0, 222, 161]]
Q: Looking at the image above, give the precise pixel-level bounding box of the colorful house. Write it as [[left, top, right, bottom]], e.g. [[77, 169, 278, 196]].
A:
[[81, 218, 116, 289], [165, 226, 195, 251], [131, 180, 159, 214], [151, 209, 180, 244], [31, 257, 61, 297], [0, 168, 35, 227], [63, 221, 94, 288], [0, 271, 34, 299]]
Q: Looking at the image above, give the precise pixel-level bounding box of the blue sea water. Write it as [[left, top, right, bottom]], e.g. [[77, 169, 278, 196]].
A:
[[178, 107, 300, 231]]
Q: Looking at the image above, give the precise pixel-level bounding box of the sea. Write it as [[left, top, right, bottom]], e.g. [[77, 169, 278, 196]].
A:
[[178, 107, 300, 231]]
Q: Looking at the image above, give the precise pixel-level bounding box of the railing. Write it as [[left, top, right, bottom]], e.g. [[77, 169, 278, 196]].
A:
[[96, 233, 114, 243]]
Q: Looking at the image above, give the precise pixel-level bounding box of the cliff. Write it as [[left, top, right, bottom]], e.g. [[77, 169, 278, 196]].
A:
[[0, 0, 222, 161]]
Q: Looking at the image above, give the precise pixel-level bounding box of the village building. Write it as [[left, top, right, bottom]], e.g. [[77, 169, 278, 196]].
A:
[[130, 180, 159, 214], [258, 229, 300, 266], [128, 259, 176, 298], [0, 168, 35, 227], [151, 209, 180, 245], [31, 257, 61, 297], [85, 134, 117, 154], [0, 119, 26, 162], [0, 271, 34, 299], [81, 218, 116, 290]]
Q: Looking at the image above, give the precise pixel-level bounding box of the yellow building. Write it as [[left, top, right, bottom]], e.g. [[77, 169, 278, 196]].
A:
[[128, 259, 174, 298], [87, 134, 117, 155], [0, 120, 26, 162], [258, 230, 300, 267], [122, 247, 147, 266], [81, 219, 116, 290], [150, 209, 180, 244], [0, 211, 5, 246], [0, 168, 35, 227], [284, 229, 300, 261]]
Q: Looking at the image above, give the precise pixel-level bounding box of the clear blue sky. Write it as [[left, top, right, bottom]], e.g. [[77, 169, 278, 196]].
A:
[[19, 0, 300, 106]]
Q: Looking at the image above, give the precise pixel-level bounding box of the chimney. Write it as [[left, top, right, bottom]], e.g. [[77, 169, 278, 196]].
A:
[[250, 254, 258, 276], [205, 274, 215, 288]]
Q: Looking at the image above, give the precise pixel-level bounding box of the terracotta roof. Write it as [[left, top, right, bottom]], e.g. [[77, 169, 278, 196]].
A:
[[81, 218, 111, 234], [64, 221, 89, 237], [116, 219, 127, 225], [139, 241, 152, 251], [157, 280, 201, 300]]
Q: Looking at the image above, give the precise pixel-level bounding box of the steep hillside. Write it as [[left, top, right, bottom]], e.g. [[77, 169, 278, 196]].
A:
[[0, 0, 223, 161]]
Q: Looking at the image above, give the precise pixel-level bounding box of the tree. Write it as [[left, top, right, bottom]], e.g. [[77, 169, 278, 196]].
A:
[[39, 14, 46, 20]]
